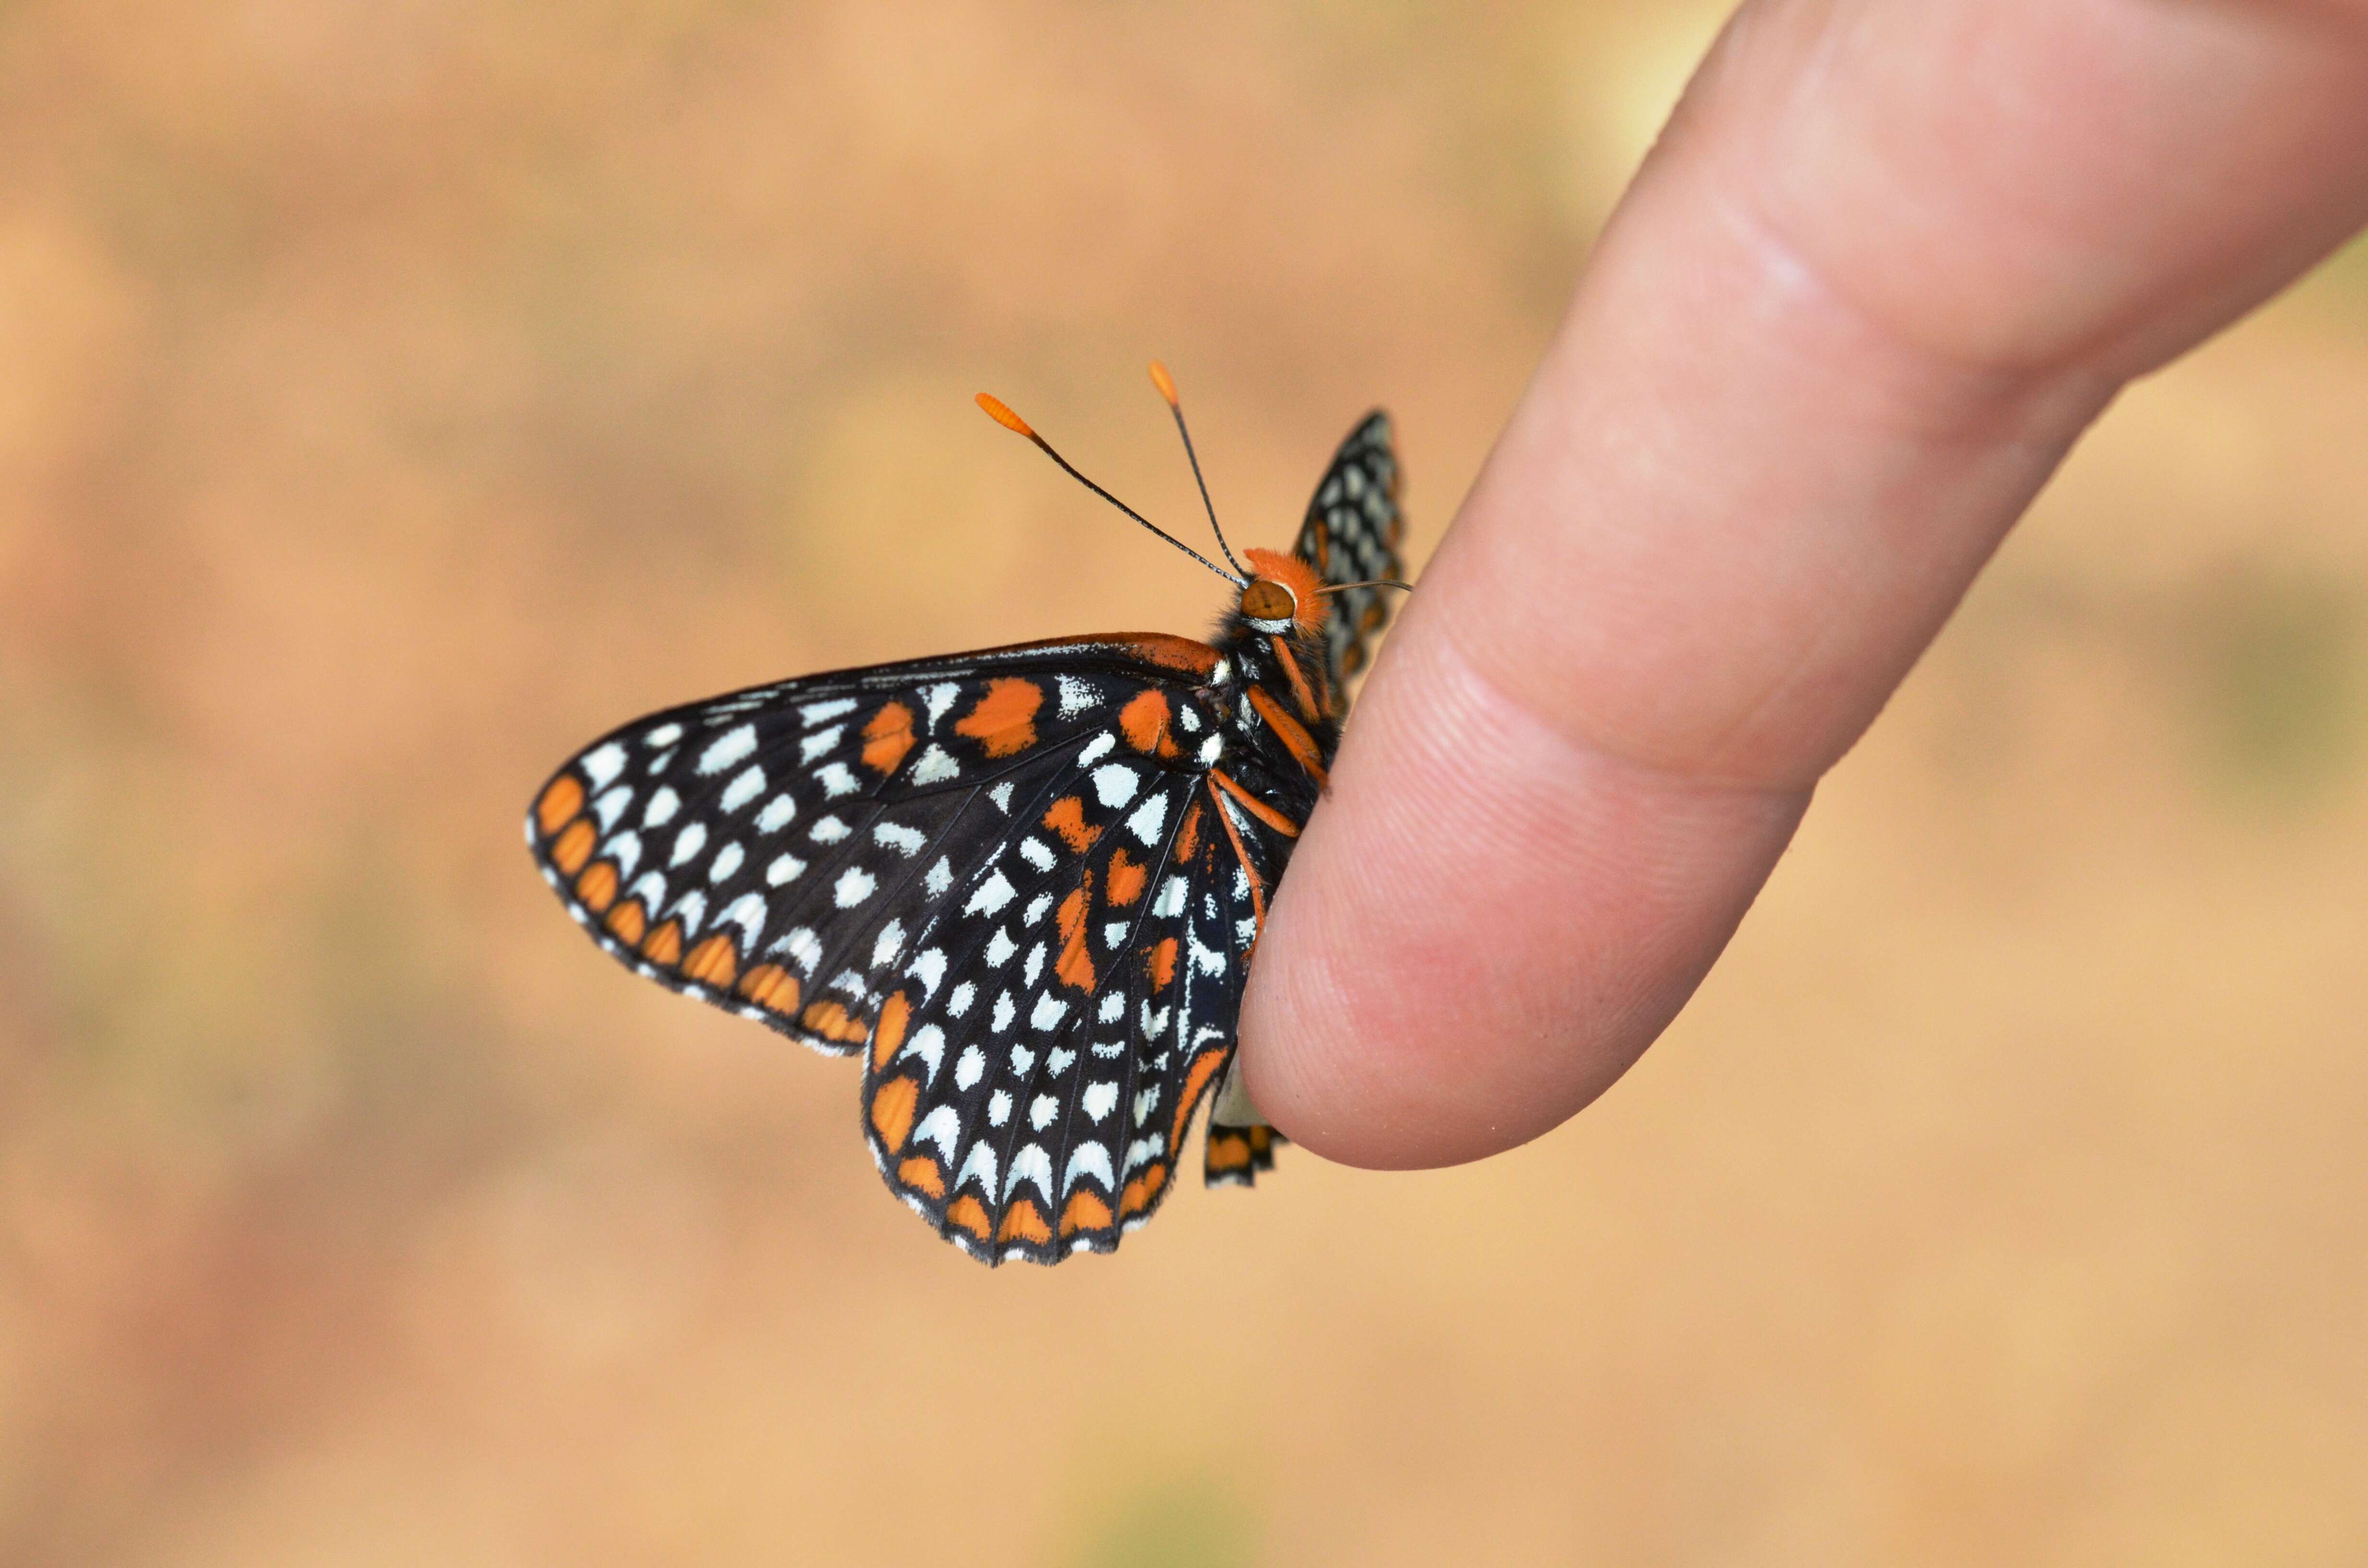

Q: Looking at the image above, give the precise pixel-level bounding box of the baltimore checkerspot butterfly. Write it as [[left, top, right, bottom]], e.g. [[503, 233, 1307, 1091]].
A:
[[527, 364, 1406, 1264]]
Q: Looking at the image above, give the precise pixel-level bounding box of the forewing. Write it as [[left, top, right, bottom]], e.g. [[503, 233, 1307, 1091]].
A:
[[1292, 411, 1404, 683], [524, 633, 1220, 1060]]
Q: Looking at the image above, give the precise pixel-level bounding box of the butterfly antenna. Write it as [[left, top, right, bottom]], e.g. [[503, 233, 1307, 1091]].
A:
[[1317, 578, 1415, 595], [976, 392, 1245, 587], [1146, 361, 1249, 579]]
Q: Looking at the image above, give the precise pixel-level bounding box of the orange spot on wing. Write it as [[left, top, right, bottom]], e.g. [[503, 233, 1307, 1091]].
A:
[[1147, 937, 1178, 991], [869, 990, 913, 1072], [573, 860, 618, 913], [869, 1075, 919, 1153], [1118, 1164, 1168, 1218], [1059, 1190, 1113, 1237], [604, 899, 647, 946], [550, 818, 597, 875], [641, 919, 684, 966], [996, 1198, 1052, 1246], [954, 678, 1043, 758], [736, 964, 801, 1013], [946, 1195, 992, 1240], [1173, 801, 1203, 861], [1118, 689, 1172, 754], [1042, 796, 1099, 853], [682, 933, 739, 988], [535, 775, 585, 835], [1108, 634, 1220, 677], [1207, 1132, 1251, 1173], [1055, 884, 1096, 992], [1107, 848, 1147, 907], [1170, 1046, 1231, 1154], [800, 999, 869, 1045], [897, 1156, 946, 1199], [862, 701, 917, 775]]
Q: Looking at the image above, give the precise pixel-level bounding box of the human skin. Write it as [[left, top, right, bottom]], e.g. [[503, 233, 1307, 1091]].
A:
[[1239, 0, 2368, 1168]]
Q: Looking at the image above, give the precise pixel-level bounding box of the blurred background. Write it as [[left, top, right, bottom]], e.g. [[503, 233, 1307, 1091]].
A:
[[2, 1, 2365, 1563]]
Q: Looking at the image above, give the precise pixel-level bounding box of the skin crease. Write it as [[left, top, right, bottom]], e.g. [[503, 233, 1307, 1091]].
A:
[[1239, 0, 2368, 1170]]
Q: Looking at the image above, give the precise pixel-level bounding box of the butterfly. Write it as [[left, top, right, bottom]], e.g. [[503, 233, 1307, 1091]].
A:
[[526, 363, 1406, 1265]]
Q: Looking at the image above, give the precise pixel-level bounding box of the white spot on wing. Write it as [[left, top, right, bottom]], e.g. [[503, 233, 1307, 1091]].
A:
[[987, 1090, 1012, 1127], [593, 786, 634, 830], [907, 948, 947, 996], [986, 928, 1017, 967], [582, 743, 627, 788], [1092, 764, 1139, 808], [1008, 1044, 1036, 1076], [698, 724, 757, 776], [1006, 1144, 1053, 1201], [815, 763, 860, 799], [1081, 1082, 1118, 1123], [1076, 732, 1117, 767], [989, 782, 1013, 812], [925, 857, 952, 896], [756, 794, 796, 833], [721, 765, 766, 813], [776, 927, 823, 972], [911, 745, 960, 785], [948, 981, 976, 1017], [1018, 837, 1055, 872], [708, 842, 745, 882], [720, 893, 767, 946], [902, 1023, 946, 1082], [1057, 675, 1095, 718], [800, 726, 843, 763], [1029, 1094, 1059, 1131], [913, 1106, 960, 1158], [956, 1142, 999, 1196], [607, 832, 643, 877], [669, 823, 708, 868], [1125, 793, 1169, 845], [991, 992, 1016, 1032], [809, 816, 850, 844], [1030, 994, 1067, 1031], [955, 1045, 985, 1089], [874, 822, 925, 857], [833, 867, 876, 907], [922, 684, 961, 725], [643, 788, 680, 829], [965, 872, 1016, 916], [643, 723, 683, 748], [765, 853, 805, 885], [799, 698, 857, 726], [1097, 992, 1123, 1024], [870, 919, 906, 968], [1065, 1143, 1115, 1193]]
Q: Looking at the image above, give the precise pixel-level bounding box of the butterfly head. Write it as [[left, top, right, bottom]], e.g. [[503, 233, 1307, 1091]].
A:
[[1238, 547, 1325, 639]]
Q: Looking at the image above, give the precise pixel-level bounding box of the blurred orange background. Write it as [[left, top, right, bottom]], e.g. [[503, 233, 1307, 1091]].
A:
[[3, 2, 2366, 1563]]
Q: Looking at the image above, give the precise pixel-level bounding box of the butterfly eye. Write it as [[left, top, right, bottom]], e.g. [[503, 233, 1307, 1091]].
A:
[[1241, 579, 1296, 623]]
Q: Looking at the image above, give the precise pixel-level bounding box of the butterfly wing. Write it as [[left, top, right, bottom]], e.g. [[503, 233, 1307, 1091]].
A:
[[1292, 411, 1405, 681], [526, 631, 1265, 1264]]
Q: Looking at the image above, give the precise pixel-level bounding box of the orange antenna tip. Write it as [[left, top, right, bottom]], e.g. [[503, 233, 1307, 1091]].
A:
[[975, 392, 1035, 438], [1147, 360, 1180, 407]]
